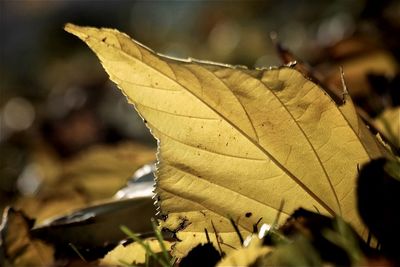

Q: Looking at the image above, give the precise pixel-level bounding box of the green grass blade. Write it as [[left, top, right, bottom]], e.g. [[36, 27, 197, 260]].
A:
[[151, 218, 171, 265], [120, 225, 171, 267]]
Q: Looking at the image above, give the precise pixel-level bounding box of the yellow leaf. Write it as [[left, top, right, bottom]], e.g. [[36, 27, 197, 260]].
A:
[[338, 74, 390, 158], [0, 207, 54, 266], [217, 236, 271, 267], [65, 24, 384, 257], [61, 142, 155, 200], [373, 107, 400, 148], [15, 142, 155, 224], [100, 238, 172, 266]]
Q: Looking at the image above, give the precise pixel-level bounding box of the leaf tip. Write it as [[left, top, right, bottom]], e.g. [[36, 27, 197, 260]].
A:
[[64, 23, 88, 40]]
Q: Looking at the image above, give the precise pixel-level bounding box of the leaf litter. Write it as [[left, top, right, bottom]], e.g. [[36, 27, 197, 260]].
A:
[[1, 22, 399, 266]]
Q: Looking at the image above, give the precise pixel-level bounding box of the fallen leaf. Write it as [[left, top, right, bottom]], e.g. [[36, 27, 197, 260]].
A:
[[216, 237, 271, 267], [31, 196, 157, 259], [256, 235, 323, 267], [15, 187, 88, 226], [15, 141, 155, 224], [323, 50, 398, 98], [0, 207, 54, 267], [373, 107, 400, 148], [65, 24, 386, 257], [100, 238, 172, 266], [60, 141, 155, 201]]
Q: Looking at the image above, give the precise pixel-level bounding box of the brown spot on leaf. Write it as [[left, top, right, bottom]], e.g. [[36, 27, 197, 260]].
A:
[[245, 212, 252, 218]]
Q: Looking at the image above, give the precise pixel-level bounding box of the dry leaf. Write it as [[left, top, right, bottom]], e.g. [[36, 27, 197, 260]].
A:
[[373, 107, 400, 148], [31, 197, 156, 250], [65, 24, 385, 257], [0, 207, 54, 267], [16, 141, 155, 224], [15, 187, 87, 225], [60, 141, 155, 200], [324, 50, 398, 97], [100, 238, 172, 266], [217, 236, 271, 267]]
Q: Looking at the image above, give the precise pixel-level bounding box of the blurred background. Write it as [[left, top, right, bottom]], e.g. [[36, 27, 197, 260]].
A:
[[1, 0, 399, 221]]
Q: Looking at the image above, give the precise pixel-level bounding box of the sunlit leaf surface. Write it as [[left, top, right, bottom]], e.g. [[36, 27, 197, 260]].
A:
[[65, 24, 384, 257]]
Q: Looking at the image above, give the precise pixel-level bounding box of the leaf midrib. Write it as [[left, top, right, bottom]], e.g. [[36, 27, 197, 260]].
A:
[[90, 33, 337, 215], [210, 67, 343, 215], [258, 69, 342, 215], [162, 161, 291, 231]]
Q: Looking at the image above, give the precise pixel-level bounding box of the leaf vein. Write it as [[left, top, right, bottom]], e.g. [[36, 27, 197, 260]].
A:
[[166, 162, 291, 217], [134, 102, 219, 121], [261, 69, 341, 214], [148, 122, 267, 161], [198, 66, 260, 142]]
